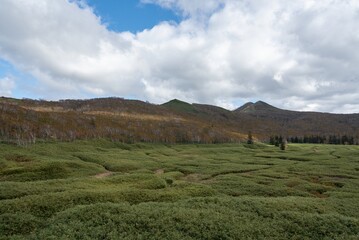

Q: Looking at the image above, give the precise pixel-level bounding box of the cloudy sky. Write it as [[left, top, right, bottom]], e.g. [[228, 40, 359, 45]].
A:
[[0, 0, 358, 113]]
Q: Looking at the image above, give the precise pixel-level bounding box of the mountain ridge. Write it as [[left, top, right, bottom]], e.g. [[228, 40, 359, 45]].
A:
[[0, 96, 358, 145], [233, 101, 281, 113]]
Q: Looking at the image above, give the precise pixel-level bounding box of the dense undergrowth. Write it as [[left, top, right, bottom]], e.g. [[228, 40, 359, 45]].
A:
[[0, 140, 358, 239]]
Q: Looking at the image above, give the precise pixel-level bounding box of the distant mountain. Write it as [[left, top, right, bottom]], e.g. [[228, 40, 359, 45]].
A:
[[233, 101, 359, 141], [162, 99, 198, 114], [163, 100, 233, 121], [234, 101, 280, 113], [234, 102, 254, 112], [0, 97, 358, 145]]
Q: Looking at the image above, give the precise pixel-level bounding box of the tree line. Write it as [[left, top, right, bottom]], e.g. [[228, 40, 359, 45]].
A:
[[269, 135, 358, 146]]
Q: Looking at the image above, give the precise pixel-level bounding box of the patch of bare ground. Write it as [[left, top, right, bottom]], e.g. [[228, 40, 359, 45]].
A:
[[310, 189, 329, 198], [313, 147, 320, 152], [94, 171, 114, 179], [182, 173, 202, 182], [154, 169, 164, 175]]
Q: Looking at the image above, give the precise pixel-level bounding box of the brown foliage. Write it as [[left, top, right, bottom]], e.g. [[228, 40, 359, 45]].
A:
[[0, 97, 358, 145]]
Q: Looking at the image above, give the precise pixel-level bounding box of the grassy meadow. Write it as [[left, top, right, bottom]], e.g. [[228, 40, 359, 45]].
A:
[[0, 140, 358, 239]]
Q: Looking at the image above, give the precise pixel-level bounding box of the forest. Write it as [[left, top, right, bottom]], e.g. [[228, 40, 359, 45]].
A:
[[1, 97, 359, 146]]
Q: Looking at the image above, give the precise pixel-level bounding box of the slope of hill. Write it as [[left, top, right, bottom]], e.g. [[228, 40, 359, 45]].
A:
[[162, 99, 198, 114], [233, 101, 359, 141], [0, 96, 358, 145], [0, 97, 245, 145], [234, 101, 280, 113]]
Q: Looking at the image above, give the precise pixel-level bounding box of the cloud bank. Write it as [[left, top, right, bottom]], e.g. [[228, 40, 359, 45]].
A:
[[0, 0, 358, 113], [0, 76, 15, 97]]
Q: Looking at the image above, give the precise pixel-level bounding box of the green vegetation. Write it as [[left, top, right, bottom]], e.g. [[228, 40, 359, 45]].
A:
[[162, 99, 198, 113], [0, 141, 359, 239]]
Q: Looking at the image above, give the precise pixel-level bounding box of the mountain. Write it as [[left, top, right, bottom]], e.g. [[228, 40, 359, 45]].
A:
[[163, 100, 234, 121], [162, 99, 198, 114], [0, 97, 358, 145], [0, 97, 245, 145], [234, 102, 254, 112], [234, 101, 280, 113], [233, 101, 359, 141]]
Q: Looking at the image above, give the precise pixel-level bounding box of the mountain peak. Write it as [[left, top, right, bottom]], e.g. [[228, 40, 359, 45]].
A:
[[253, 101, 277, 109], [254, 100, 267, 105], [234, 101, 279, 113], [164, 99, 189, 104], [234, 102, 254, 112], [161, 99, 196, 113]]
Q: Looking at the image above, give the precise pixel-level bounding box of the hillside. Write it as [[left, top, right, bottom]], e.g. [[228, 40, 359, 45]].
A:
[[233, 101, 359, 141], [0, 97, 245, 145], [0, 97, 358, 145]]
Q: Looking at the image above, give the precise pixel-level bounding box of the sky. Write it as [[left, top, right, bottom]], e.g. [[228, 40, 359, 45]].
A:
[[0, 0, 359, 113]]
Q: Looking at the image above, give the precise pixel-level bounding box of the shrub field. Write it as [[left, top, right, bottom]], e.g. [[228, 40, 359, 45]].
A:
[[0, 140, 358, 239]]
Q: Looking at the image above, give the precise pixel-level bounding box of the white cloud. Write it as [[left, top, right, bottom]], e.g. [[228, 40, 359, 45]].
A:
[[0, 77, 15, 97], [0, 0, 358, 112]]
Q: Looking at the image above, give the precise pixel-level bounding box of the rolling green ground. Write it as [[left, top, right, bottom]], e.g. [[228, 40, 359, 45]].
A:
[[0, 141, 358, 239]]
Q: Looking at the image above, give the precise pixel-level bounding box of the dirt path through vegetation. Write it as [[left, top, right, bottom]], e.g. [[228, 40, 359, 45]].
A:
[[94, 171, 114, 179], [154, 169, 164, 175]]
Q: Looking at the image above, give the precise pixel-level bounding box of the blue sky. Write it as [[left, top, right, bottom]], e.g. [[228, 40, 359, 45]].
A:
[[0, 59, 39, 99], [0, 0, 359, 113], [85, 0, 180, 33]]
